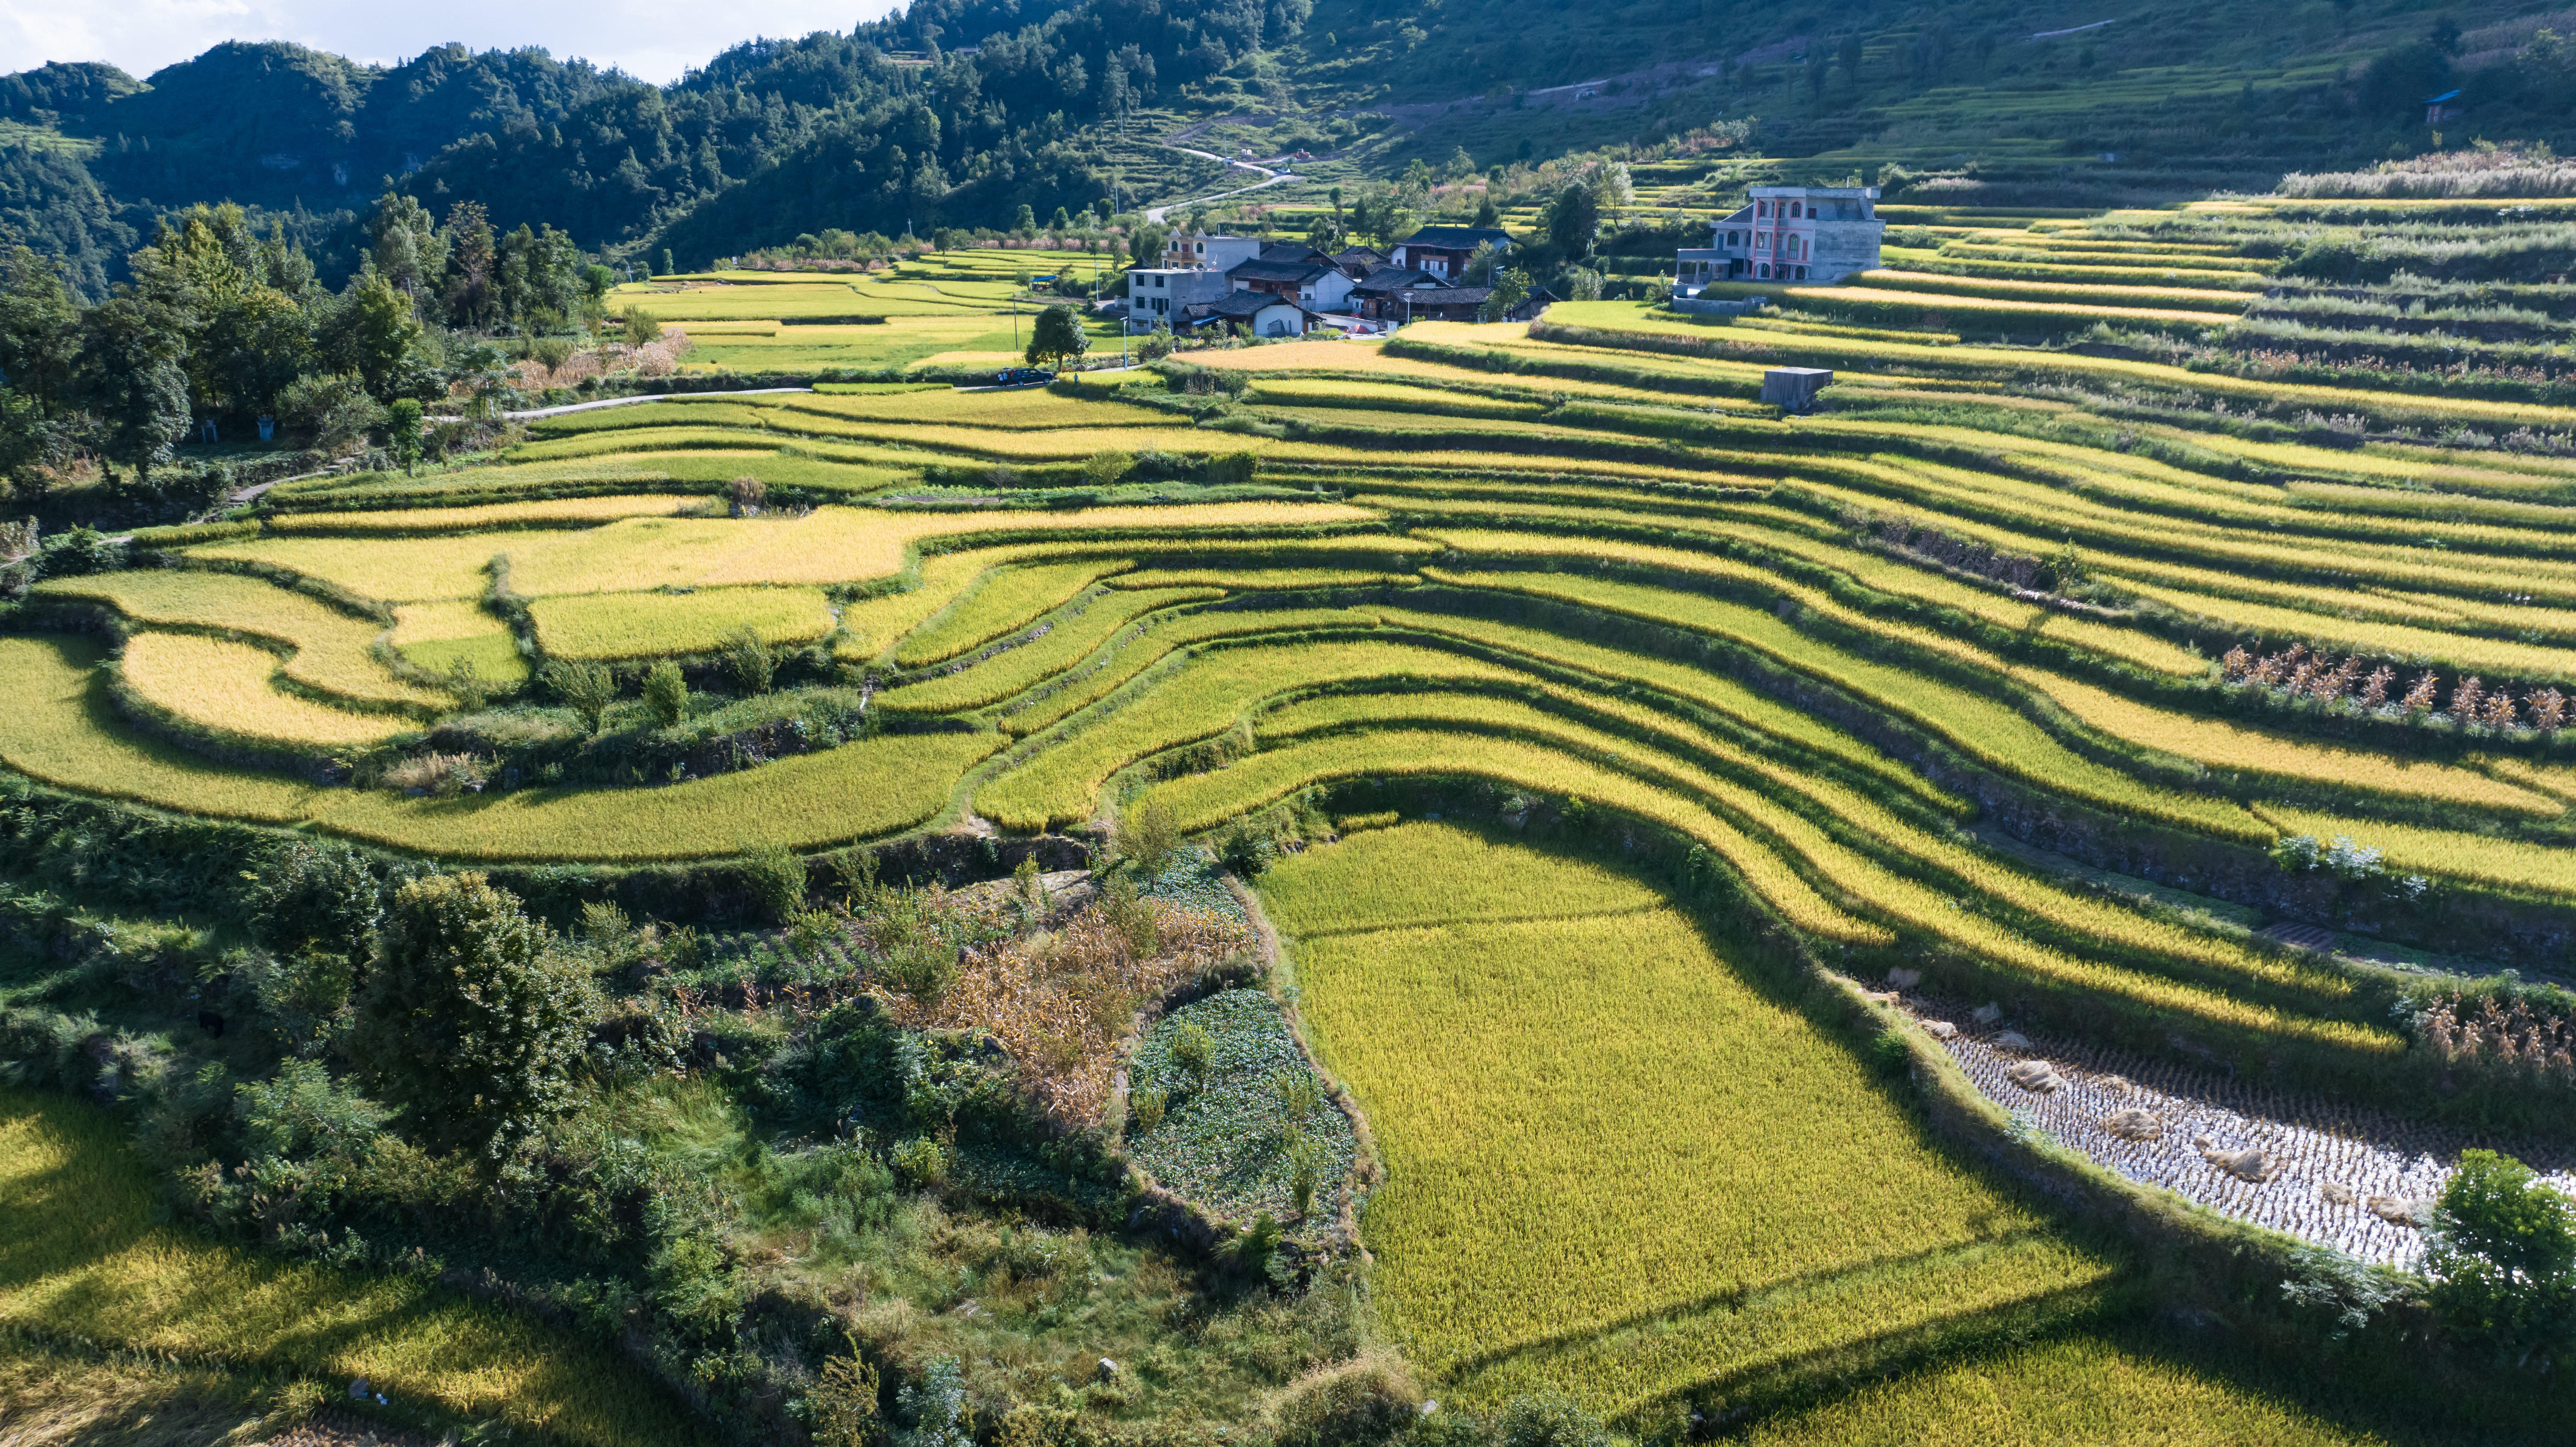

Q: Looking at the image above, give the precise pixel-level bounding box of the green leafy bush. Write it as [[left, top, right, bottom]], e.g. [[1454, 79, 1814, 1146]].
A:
[[742, 843, 808, 924], [1170, 1020, 1214, 1088], [1497, 1391, 1607, 1447], [546, 659, 618, 734], [721, 627, 776, 695], [644, 661, 689, 726], [238, 838, 382, 959], [351, 872, 597, 1158], [2425, 1149, 2576, 1363]]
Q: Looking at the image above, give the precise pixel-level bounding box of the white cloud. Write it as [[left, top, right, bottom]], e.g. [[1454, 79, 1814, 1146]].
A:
[[0, 0, 903, 85]]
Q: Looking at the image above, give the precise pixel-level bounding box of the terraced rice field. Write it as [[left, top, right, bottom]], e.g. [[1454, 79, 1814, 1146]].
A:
[[1256, 823, 2109, 1417], [13, 193, 2576, 1432], [0, 1088, 706, 1447]]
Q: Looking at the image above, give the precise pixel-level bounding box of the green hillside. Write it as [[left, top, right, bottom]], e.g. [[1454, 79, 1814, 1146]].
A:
[[3, 0, 2569, 292]]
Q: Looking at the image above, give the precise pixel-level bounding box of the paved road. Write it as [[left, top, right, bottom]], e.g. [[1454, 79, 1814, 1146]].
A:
[[498, 385, 814, 421], [1146, 148, 1301, 223]]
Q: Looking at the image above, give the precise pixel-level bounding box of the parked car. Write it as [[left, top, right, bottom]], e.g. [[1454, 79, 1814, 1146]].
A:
[[994, 367, 1056, 386]]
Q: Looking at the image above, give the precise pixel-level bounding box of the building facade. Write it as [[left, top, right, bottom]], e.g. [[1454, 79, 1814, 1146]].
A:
[[1677, 185, 1883, 291], [1387, 226, 1514, 280], [1160, 233, 1264, 271], [1124, 267, 1235, 329]]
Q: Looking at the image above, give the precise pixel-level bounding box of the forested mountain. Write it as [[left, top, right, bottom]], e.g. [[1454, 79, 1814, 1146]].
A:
[[3, 0, 2573, 293]]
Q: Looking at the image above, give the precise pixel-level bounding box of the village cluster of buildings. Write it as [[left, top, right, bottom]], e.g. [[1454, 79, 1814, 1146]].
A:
[[1120, 225, 1546, 337], [1114, 184, 1883, 337]]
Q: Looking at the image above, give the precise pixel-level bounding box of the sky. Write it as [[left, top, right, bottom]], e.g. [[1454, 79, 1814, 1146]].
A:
[[0, 0, 904, 86]]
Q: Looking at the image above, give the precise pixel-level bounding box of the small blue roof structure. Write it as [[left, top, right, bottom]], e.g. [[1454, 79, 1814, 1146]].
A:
[[2425, 89, 2463, 105]]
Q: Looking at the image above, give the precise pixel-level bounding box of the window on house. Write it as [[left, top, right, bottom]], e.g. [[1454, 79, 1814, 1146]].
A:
[[1757, 263, 1770, 278], [1796, 265, 1808, 280]]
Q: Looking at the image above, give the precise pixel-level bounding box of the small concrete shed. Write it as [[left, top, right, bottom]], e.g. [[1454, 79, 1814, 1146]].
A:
[[1762, 367, 1833, 412]]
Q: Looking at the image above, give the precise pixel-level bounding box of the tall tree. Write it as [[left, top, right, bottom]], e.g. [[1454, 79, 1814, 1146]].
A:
[[78, 292, 191, 482], [353, 872, 595, 1158], [1025, 302, 1089, 370], [0, 246, 83, 414], [443, 200, 497, 329]]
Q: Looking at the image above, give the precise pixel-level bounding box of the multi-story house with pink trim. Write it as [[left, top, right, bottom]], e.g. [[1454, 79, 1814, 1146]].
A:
[[1674, 185, 1884, 295]]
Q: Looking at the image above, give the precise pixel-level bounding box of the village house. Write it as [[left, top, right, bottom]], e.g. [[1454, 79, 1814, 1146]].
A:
[[1124, 265, 1235, 329], [1160, 232, 1263, 271], [1175, 289, 1322, 337], [1346, 267, 1558, 324], [1332, 245, 1386, 278], [1676, 185, 1883, 292], [1348, 264, 1443, 320], [1227, 243, 1358, 310], [1387, 225, 1514, 279]]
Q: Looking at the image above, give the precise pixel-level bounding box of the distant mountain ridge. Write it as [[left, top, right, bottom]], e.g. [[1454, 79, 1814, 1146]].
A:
[[1, 0, 2567, 295]]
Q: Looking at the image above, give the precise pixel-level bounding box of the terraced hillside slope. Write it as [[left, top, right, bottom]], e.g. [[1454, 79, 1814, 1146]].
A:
[[4, 177, 2575, 1443]]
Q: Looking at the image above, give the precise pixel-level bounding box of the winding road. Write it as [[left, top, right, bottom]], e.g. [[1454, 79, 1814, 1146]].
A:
[[1145, 147, 1302, 223]]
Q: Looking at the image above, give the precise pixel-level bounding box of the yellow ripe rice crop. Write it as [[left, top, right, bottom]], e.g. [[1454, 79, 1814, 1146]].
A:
[[2035, 615, 2209, 676], [996, 605, 1387, 736], [1416, 564, 2268, 842], [266, 493, 701, 534], [1249, 692, 2373, 1037], [188, 529, 537, 603], [802, 422, 1244, 462], [0, 1088, 708, 1447], [769, 388, 1167, 430], [878, 587, 1223, 714], [1256, 822, 1665, 935], [1417, 528, 2013, 676], [1373, 608, 1962, 810], [506, 425, 966, 470], [1849, 268, 2258, 310], [391, 599, 529, 682], [309, 728, 994, 861], [894, 561, 1134, 666], [977, 638, 1526, 830], [1262, 441, 1734, 487], [1243, 378, 1552, 417], [2111, 576, 2576, 682], [2013, 668, 2562, 814], [1765, 286, 2227, 329], [1184, 731, 1878, 943], [1383, 490, 2201, 677], [0, 634, 358, 821], [1258, 824, 2096, 1414], [836, 542, 1196, 661], [0, 635, 991, 860], [2253, 804, 2576, 901], [1534, 302, 2576, 430], [119, 633, 413, 747], [192, 501, 1382, 602], [1111, 566, 1418, 590], [528, 586, 839, 660], [525, 402, 771, 436], [33, 568, 446, 709], [1723, 1331, 2409, 1447]]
